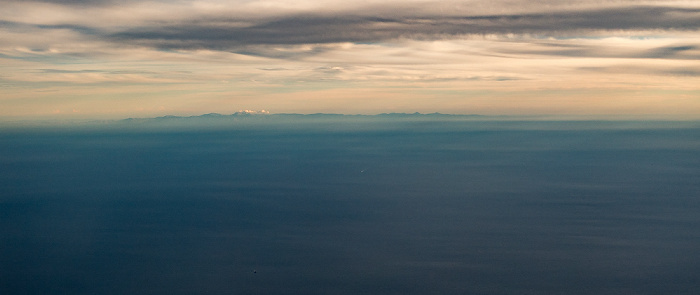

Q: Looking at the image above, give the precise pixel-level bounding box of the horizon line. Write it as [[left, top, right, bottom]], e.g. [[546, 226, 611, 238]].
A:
[[3, 112, 700, 128]]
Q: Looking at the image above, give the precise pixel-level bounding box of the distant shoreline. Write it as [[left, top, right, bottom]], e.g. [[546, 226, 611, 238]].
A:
[[2, 112, 700, 132], [3, 112, 700, 128]]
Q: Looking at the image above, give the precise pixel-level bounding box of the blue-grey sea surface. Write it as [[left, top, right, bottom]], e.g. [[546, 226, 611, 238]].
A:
[[1, 118, 699, 294]]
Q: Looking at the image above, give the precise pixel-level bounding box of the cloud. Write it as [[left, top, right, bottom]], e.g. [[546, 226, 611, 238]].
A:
[[495, 40, 700, 60], [643, 44, 700, 59], [1, 0, 148, 6], [1, 0, 699, 118], [4, 2, 699, 51], [104, 6, 700, 50], [579, 65, 700, 77]]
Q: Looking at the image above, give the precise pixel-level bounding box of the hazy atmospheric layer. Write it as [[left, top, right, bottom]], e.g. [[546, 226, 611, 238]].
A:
[[1, 0, 699, 119]]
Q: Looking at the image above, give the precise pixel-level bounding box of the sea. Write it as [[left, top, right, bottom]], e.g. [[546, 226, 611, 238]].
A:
[[1, 114, 699, 294]]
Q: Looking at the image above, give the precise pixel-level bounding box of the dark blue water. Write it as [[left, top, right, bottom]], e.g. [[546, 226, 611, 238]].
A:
[[2, 119, 699, 294]]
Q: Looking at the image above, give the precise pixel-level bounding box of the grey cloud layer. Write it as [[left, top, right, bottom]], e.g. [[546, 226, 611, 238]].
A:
[[3, 3, 699, 63], [107, 6, 700, 49], [503, 42, 700, 60], [3, 2, 699, 51], [3, 0, 155, 5]]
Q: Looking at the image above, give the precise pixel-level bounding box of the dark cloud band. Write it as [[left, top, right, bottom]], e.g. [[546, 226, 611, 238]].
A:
[[107, 6, 700, 50]]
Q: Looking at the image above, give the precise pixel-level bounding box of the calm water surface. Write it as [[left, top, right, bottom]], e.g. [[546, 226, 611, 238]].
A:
[[1, 120, 699, 294]]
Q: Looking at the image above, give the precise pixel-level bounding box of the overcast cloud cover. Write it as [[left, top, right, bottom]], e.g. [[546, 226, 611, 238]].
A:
[[1, 0, 699, 119]]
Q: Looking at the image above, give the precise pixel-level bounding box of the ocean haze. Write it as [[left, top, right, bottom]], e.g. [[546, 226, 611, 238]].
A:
[[1, 116, 699, 294]]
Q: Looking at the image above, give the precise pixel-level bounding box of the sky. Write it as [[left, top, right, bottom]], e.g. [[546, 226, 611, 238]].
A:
[[1, 0, 699, 120]]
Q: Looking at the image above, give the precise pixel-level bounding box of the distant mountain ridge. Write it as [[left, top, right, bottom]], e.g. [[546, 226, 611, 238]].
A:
[[4, 112, 699, 130], [123, 111, 482, 122], [111, 112, 493, 130]]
